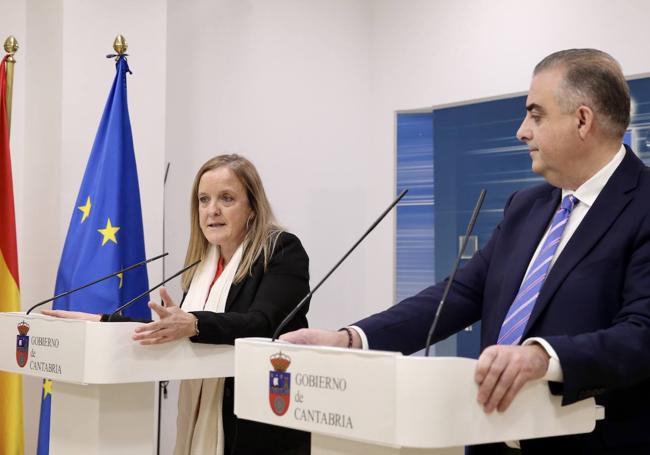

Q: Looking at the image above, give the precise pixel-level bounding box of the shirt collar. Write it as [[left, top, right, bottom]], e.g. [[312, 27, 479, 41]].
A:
[[562, 144, 626, 208]]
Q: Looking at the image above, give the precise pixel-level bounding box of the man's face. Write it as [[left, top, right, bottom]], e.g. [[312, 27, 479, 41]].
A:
[[516, 67, 585, 189]]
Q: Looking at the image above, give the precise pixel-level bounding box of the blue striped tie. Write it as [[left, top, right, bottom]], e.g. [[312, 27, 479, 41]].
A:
[[497, 194, 579, 345]]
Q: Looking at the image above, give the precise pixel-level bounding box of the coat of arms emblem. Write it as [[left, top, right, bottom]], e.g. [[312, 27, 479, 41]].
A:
[[16, 321, 29, 368], [269, 351, 291, 416]]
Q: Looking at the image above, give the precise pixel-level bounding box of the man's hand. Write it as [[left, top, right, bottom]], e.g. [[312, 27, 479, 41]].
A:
[[280, 328, 360, 348], [475, 344, 550, 413]]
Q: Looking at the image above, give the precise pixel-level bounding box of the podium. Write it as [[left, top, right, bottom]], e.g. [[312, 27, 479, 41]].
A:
[[0, 312, 234, 454], [234, 338, 602, 454]]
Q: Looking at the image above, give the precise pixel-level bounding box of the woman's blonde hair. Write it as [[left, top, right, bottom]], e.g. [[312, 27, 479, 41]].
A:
[[181, 154, 282, 291]]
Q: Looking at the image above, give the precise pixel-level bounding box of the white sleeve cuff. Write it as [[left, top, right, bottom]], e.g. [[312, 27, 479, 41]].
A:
[[523, 337, 563, 382], [348, 325, 369, 350]]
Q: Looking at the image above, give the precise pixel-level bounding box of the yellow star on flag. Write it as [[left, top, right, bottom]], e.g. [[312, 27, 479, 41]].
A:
[[98, 218, 120, 246], [117, 272, 123, 288], [78, 196, 92, 223], [43, 379, 53, 398]]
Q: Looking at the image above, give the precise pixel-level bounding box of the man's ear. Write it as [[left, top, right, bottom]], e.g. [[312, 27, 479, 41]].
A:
[[576, 105, 594, 140]]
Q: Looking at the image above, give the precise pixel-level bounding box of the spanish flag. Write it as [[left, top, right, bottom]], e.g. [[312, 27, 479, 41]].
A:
[[0, 54, 25, 455]]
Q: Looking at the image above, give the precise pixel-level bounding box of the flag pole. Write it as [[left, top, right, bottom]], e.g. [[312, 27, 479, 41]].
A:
[[111, 34, 166, 453], [3, 35, 18, 135]]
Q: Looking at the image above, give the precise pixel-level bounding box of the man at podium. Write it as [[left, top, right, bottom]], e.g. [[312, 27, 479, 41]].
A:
[[282, 49, 650, 453]]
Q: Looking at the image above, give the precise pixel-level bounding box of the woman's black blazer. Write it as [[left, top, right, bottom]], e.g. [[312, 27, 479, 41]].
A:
[[187, 231, 311, 455]]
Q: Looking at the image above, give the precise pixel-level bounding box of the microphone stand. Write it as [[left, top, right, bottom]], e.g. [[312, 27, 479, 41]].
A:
[[25, 252, 168, 315], [157, 161, 171, 455], [272, 189, 408, 341], [424, 189, 486, 356]]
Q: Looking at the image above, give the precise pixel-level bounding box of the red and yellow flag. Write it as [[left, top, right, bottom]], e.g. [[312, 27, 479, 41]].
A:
[[0, 54, 24, 455]]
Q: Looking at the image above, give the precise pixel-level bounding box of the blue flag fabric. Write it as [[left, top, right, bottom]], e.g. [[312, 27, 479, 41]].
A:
[[36, 56, 151, 454], [36, 380, 52, 455]]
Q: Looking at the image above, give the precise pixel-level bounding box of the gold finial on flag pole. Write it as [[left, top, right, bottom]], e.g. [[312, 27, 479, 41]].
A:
[[113, 35, 128, 58], [3, 35, 18, 134], [4, 35, 18, 60]]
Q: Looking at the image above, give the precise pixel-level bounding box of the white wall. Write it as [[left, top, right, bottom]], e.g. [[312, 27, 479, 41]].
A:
[[371, 0, 650, 111], [5, 0, 650, 453], [164, 0, 375, 338]]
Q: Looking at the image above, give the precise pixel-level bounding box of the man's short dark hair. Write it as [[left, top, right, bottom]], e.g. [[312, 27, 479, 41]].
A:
[[534, 49, 630, 139]]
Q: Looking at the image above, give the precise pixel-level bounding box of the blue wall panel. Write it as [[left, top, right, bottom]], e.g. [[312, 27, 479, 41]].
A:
[[396, 113, 434, 303]]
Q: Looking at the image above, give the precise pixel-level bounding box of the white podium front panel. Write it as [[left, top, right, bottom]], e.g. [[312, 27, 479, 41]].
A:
[[235, 338, 599, 450], [236, 337, 399, 445], [0, 312, 236, 455], [0, 312, 233, 384]]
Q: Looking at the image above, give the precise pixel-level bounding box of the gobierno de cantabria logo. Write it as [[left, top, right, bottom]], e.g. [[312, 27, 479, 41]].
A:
[[269, 351, 291, 416], [16, 321, 30, 368]]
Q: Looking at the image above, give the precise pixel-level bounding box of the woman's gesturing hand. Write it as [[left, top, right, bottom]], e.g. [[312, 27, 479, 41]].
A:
[[133, 287, 197, 345]]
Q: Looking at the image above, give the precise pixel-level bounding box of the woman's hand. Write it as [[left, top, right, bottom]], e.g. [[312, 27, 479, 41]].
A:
[[41, 309, 102, 322], [132, 287, 197, 345]]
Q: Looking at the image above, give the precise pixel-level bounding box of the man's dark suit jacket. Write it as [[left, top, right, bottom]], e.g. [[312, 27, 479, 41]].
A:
[[106, 232, 311, 454], [356, 147, 650, 454]]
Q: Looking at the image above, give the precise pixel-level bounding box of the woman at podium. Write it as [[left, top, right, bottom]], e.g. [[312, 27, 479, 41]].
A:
[[44, 154, 311, 455]]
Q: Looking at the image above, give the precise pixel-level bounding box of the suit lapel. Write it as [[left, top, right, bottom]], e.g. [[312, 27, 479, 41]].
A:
[[488, 189, 560, 343], [225, 255, 264, 312], [522, 148, 642, 337], [225, 279, 245, 312]]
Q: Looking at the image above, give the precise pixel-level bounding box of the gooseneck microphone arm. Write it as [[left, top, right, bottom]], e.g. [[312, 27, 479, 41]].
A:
[[424, 189, 486, 357], [107, 259, 201, 321], [271, 189, 409, 341], [26, 252, 169, 315]]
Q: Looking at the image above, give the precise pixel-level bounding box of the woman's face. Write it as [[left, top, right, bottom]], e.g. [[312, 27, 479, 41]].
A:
[[197, 166, 252, 258]]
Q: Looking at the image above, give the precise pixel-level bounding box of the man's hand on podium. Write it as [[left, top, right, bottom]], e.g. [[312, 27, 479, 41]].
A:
[[475, 344, 550, 414], [280, 328, 360, 349], [41, 309, 102, 322], [133, 288, 197, 345]]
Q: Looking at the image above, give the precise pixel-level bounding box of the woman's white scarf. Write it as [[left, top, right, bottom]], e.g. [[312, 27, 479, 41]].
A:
[[174, 243, 244, 455]]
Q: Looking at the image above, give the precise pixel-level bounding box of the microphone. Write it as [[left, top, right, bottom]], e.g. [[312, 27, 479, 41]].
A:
[[107, 259, 201, 321], [271, 189, 409, 341], [26, 252, 169, 315], [424, 189, 486, 356]]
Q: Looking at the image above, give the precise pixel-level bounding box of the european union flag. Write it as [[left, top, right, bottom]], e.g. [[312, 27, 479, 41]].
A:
[[37, 56, 150, 454], [36, 380, 52, 455]]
